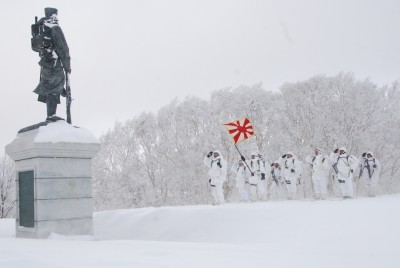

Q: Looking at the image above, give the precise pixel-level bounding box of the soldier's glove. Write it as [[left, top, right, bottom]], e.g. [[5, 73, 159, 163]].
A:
[[217, 162, 222, 168], [64, 67, 71, 74], [291, 169, 295, 173], [362, 152, 366, 157], [271, 163, 274, 167], [261, 173, 265, 180], [282, 154, 287, 158], [350, 169, 353, 173], [373, 165, 377, 168], [207, 151, 213, 158], [334, 148, 339, 153], [241, 155, 246, 161], [251, 172, 255, 176]]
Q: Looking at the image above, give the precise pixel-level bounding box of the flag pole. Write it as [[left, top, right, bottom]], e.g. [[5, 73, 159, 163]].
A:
[[234, 144, 254, 174]]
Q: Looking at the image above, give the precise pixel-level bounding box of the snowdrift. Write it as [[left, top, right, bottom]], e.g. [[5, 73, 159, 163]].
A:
[[0, 196, 399, 268]]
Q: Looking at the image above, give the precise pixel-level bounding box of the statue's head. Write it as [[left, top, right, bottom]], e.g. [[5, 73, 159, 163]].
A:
[[44, 7, 58, 17]]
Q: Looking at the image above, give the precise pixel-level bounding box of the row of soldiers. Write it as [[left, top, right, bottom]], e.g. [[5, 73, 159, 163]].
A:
[[204, 147, 381, 204]]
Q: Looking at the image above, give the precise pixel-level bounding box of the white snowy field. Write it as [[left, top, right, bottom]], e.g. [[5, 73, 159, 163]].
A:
[[1, 195, 399, 268]]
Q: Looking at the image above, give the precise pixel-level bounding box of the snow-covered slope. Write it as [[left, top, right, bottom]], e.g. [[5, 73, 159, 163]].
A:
[[1, 196, 399, 268]]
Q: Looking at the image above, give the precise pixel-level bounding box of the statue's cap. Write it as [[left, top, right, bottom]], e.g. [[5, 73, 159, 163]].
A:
[[44, 7, 58, 17]]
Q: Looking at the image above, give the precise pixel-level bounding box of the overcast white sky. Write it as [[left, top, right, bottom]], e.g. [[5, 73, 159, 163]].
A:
[[0, 0, 399, 152]]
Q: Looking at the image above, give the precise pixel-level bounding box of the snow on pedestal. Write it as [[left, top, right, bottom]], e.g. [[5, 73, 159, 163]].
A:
[[5, 121, 100, 239]]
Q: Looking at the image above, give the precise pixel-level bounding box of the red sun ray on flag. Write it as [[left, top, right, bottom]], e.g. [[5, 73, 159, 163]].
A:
[[223, 117, 255, 144]]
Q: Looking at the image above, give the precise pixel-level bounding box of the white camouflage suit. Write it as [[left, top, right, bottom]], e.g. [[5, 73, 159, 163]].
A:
[[270, 162, 285, 199], [204, 150, 227, 205], [305, 149, 331, 199], [246, 153, 269, 201], [231, 159, 249, 202], [330, 147, 359, 199], [281, 152, 303, 199], [358, 152, 381, 197]]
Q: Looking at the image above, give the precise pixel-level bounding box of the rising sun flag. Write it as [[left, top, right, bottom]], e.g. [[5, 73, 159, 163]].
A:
[[223, 117, 255, 144]]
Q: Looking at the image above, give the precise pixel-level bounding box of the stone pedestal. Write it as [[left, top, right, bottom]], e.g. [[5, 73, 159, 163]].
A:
[[5, 121, 100, 238]]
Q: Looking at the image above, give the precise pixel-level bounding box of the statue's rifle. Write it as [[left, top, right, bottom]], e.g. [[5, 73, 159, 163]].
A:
[[66, 72, 72, 124], [31, 16, 43, 52]]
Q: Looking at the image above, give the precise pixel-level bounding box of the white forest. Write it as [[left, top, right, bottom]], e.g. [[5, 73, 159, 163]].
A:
[[93, 72, 400, 210]]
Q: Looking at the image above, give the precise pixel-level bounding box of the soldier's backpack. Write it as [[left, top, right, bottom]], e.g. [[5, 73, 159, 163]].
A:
[[31, 17, 53, 52], [31, 17, 43, 52]]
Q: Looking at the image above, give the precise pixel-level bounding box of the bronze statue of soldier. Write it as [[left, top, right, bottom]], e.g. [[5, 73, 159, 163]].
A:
[[31, 7, 71, 123]]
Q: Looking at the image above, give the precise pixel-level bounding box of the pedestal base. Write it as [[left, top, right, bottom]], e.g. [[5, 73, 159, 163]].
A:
[[6, 121, 100, 239]]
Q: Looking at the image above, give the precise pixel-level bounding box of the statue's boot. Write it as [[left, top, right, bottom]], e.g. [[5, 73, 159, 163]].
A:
[[46, 94, 59, 122]]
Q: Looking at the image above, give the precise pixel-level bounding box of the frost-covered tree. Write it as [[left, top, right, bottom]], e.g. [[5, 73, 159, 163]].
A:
[[280, 73, 383, 156], [93, 119, 155, 211], [0, 155, 15, 218], [375, 81, 400, 193], [157, 97, 212, 204]]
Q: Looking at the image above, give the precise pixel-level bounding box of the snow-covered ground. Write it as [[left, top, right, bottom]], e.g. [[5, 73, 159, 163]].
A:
[[1, 195, 399, 268]]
